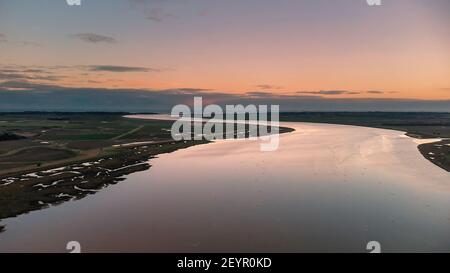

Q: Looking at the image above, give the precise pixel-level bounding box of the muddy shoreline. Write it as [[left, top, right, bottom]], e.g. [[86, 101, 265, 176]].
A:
[[0, 119, 294, 232], [0, 139, 208, 232], [418, 139, 450, 172]]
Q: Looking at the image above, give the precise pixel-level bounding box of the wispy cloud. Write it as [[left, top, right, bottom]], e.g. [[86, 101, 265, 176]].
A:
[[88, 65, 157, 73], [0, 80, 61, 91], [167, 88, 212, 94], [297, 90, 393, 96], [297, 90, 361, 95], [366, 90, 385, 94], [72, 33, 117, 44], [0, 72, 62, 82], [0, 67, 64, 82], [246, 91, 277, 98], [256, 84, 283, 90], [0, 65, 165, 89]]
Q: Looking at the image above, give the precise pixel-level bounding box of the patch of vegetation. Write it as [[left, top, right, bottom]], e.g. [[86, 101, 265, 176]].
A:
[[0, 147, 76, 162], [0, 140, 206, 222], [0, 132, 26, 142]]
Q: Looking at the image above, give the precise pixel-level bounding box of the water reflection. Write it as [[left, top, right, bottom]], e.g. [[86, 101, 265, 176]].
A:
[[0, 120, 449, 252]]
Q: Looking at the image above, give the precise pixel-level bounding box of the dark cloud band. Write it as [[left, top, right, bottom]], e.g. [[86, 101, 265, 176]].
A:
[[0, 81, 449, 112], [88, 65, 158, 73]]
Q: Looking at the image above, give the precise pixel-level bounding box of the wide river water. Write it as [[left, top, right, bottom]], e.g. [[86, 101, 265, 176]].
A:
[[0, 116, 449, 252]]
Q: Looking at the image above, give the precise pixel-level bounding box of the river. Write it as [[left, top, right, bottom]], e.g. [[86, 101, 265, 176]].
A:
[[0, 116, 449, 252]]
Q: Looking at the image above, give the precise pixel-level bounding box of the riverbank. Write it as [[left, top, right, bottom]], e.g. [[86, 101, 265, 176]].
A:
[[418, 139, 450, 172], [0, 112, 292, 231], [1, 112, 448, 233], [2, 120, 449, 252], [0, 139, 208, 232], [280, 112, 450, 172]]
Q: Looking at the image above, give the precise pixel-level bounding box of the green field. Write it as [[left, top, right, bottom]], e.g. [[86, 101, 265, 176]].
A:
[[0, 113, 175, 175]]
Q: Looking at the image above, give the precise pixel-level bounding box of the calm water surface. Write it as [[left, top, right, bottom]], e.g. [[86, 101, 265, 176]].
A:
[[0, 117, 449, 252]]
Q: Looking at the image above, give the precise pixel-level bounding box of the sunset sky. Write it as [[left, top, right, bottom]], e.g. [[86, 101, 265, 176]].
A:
[[1, 0, 449, 111]]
